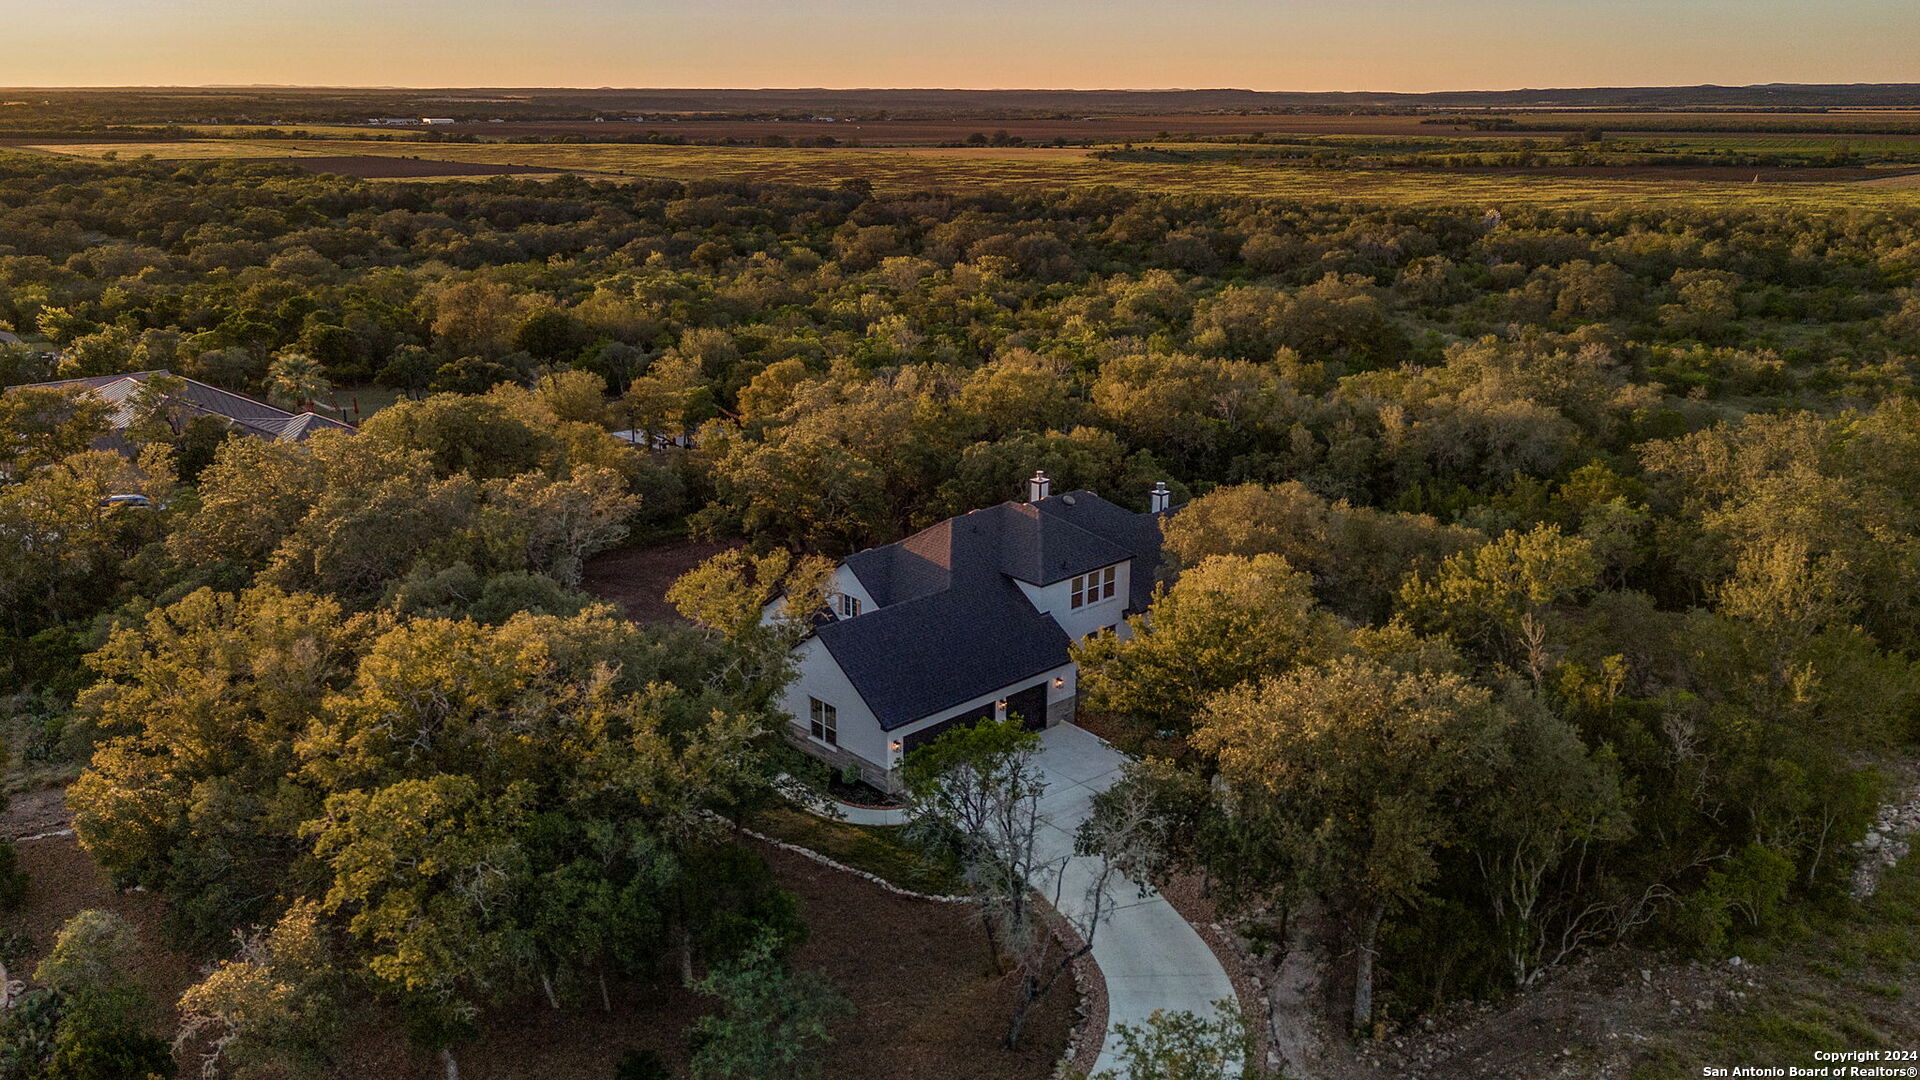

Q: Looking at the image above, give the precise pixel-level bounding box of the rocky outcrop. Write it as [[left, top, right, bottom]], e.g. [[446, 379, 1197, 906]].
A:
[[1850, 782, 1920, 899]]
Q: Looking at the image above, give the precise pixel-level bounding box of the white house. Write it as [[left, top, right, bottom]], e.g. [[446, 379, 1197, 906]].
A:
[[778, 472, 1175, 792]]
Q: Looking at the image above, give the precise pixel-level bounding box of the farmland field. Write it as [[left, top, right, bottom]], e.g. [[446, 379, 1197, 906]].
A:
[[163, 110, 1920, 146], [18, 136, 1920, 210]]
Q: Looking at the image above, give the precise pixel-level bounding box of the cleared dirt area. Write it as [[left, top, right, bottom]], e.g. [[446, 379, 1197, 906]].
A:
[[8, 834, 1073, 1080], [282, 155, 564, 178], [582, 537, 739, 624], [8, 836, 202, 1025], [2, 786, 70, 839]]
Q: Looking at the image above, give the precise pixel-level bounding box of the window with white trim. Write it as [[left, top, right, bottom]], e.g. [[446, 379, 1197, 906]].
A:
[[1070, 565, 1120, 609], [808, 697, 838, 745], [840, 594, 862, 618]]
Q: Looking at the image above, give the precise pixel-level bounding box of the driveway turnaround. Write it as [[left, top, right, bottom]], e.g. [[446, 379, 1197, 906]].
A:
[[1030, 723, 1239, 1076]]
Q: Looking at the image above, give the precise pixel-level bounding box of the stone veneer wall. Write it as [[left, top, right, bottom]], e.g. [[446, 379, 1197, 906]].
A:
[[788, 730, 900, 793], [1047, 691, 1080, 729]]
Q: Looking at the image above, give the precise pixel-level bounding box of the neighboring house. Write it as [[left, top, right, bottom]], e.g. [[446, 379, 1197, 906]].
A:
[[11, 369, 354, 455], [609, 428, 697, 451], [779, 471, 1176, 792], [0, 331, 22, 346]]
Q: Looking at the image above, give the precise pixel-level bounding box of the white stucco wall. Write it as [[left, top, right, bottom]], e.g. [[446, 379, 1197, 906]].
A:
[[1014, 558, 1132, 641], [778, 636, 890, 766], [831, 564, 880, 617], [782, 642, 1077, 780]]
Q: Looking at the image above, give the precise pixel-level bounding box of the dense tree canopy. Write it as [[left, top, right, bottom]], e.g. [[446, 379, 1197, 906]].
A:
[[3, 152, 1919, 1050]]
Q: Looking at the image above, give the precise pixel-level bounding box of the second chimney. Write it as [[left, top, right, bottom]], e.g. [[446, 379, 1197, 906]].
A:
[[1027, 470, 1052, 502], [1149, 481, 1171, 513]]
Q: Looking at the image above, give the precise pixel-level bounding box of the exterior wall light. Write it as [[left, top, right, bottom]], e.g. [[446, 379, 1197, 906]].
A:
[[1053, 676, 1065, 689]]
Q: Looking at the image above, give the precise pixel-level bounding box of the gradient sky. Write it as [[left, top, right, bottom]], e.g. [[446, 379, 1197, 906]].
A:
[[5, 0, 1918, 92]]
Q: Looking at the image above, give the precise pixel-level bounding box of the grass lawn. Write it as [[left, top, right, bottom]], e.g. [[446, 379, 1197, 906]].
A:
[[750, 803, 966, 897], [322, 382, 407, 424]]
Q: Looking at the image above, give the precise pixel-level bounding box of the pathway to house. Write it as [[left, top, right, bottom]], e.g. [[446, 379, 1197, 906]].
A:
[[1030, 723, 1239, 1076]]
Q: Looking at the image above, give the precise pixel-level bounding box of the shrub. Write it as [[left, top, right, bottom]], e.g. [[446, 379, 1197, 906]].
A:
[[615, 1048, 670, 1080], [0, 840, 27, 911]]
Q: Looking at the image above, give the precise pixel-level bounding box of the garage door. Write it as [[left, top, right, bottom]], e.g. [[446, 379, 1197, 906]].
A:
[[900, 701, 996, 755], [1006, 681, 1048, 731]]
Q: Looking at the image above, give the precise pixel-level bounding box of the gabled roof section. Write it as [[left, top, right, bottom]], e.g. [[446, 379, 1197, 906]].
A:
[[814, 577, 1072, 731], [1030, 490, 1169, 615], [842, 517, 955, 607], [983, 500, 1134, 587], [843, 490, 1150, 605], [12, 370, 353, 445]]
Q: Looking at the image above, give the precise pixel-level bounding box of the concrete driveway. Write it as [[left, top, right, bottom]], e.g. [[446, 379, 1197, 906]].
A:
[[1030, 723, 1238, 1076]]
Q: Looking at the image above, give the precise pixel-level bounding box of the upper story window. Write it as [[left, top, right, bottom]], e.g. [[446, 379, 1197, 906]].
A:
[[809, 697, 838, 745], [840, 594, 862, 618], [1070, 565, 1119, 609]]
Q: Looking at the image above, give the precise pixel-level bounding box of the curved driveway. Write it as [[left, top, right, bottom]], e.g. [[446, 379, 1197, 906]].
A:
[[1030, 723, 1239, 1076]]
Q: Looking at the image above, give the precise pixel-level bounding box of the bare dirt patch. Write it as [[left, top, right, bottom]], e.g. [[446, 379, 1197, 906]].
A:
[[7, 836, 201, 1024], [8, 835, 1073, 1080], [581, 537, 739, 625], [1354, 949, 1749, 1080], [3, 786, 70, 839]]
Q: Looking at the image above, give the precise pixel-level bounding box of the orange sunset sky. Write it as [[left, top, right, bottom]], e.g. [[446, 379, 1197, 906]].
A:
[[4, 0, 1918, 91]]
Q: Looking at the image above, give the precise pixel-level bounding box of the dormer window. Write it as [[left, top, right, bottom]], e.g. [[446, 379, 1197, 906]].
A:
[[1070, 565, 1118, 609], [841, 594, 863, 618]]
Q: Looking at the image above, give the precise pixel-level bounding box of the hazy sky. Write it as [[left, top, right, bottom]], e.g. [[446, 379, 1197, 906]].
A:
[[5, 0, 1918, 92]]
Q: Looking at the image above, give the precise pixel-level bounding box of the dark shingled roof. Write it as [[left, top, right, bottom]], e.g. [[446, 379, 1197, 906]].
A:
[[819, 489, 1167, 730], [1027, 490, 1168, 617], [12, 370, 354, 448], [815, 578, 1072, 731]]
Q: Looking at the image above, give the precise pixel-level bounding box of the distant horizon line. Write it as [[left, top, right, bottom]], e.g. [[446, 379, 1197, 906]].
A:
[[6, 80, 1920, 95]]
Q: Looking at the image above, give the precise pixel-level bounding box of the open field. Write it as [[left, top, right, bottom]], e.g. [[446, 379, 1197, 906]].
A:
[[1485, 109, 1920, 134], [111, 110, 1920, 149], [14, 139, 317, 160], [21, 137, 1920, 210], [281, 154, 566, 178], [8, 106, 1914, 155]]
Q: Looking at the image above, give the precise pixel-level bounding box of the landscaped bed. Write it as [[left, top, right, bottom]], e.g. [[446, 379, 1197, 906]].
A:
[[749, 804, 965, 896], [8, 834, 1071, 1080]]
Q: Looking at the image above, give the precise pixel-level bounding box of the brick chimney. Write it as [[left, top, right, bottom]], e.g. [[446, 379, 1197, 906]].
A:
[[1149, 481, 1172, 513], [1026, 470, 1052, 502]]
